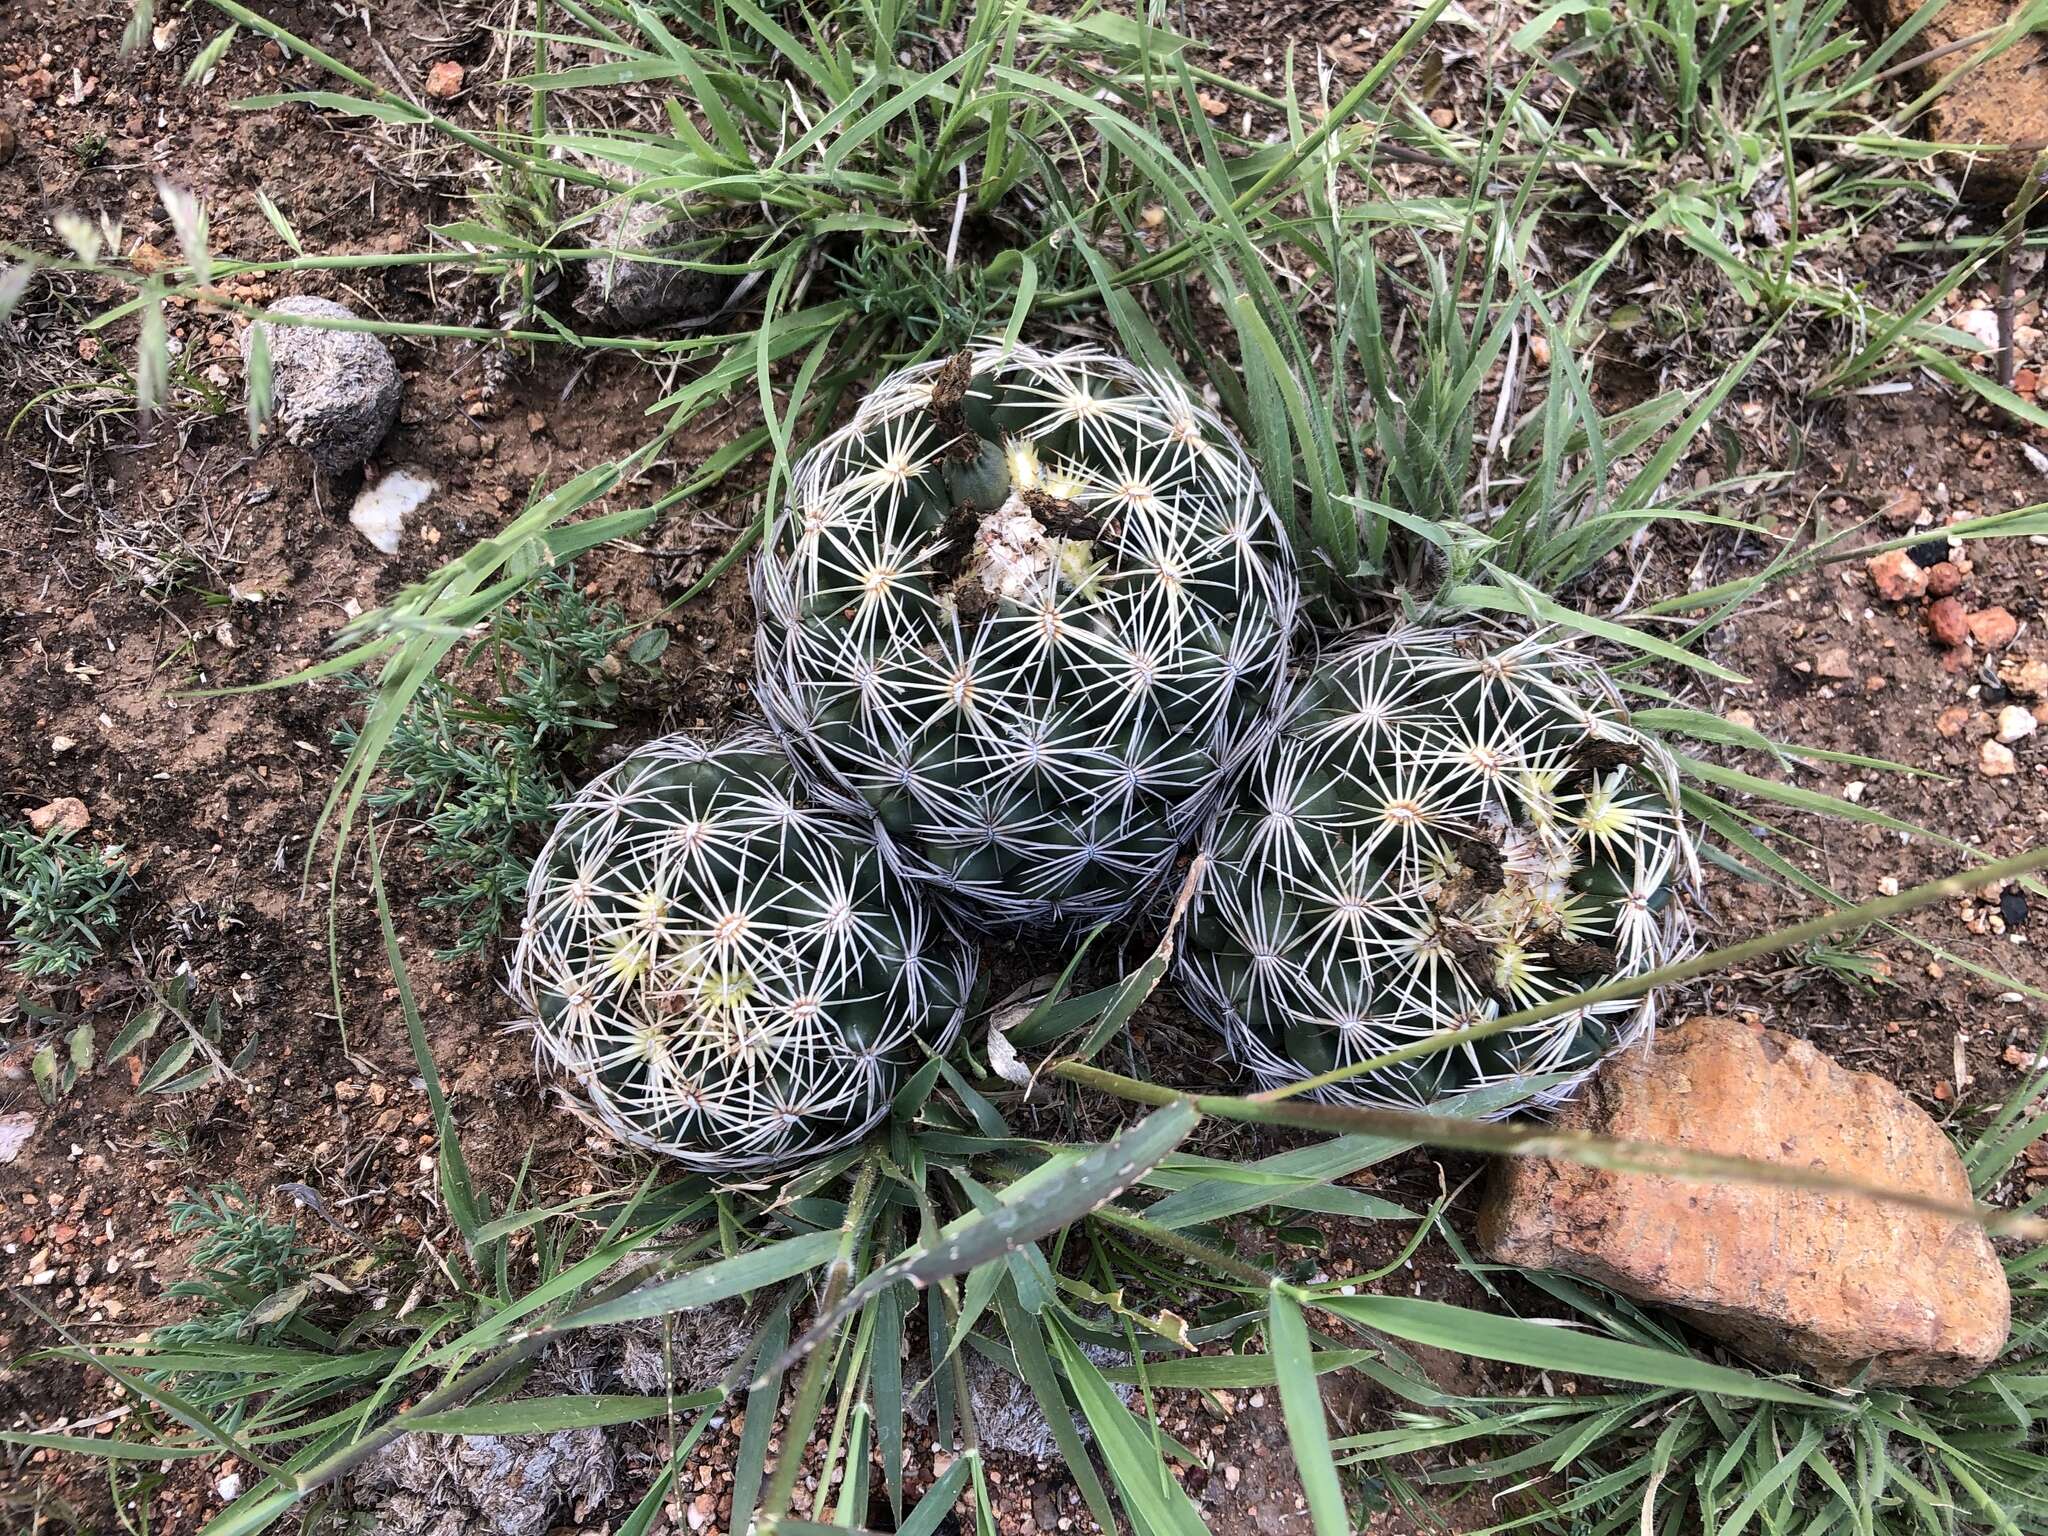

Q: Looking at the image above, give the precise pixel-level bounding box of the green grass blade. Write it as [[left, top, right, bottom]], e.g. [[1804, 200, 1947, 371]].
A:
[[1268, 1285, 1348, 1536], [1315, 1295, 1838, 1407]]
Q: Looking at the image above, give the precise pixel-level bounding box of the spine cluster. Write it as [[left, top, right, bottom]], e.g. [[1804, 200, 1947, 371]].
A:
[[1177, 626, 1698, 1115], [753, 340, 1299, 933], [509, 726, 974, 1171]]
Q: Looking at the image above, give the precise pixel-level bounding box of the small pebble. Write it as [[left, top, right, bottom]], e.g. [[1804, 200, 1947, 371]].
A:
[[1997, 705, 2039, 744], [1866, 548, 1929, 602], [1980, 739, 2017, 777], [1968, 607, 2019, 649], [425, 60, 465, 99], [2003, 657, 2048, 698], [1927, 597, 1969, 649]]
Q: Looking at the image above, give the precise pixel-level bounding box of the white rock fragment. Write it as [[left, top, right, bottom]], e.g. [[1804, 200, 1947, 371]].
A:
[[0, 1111, 35, 1164], [1953, 308, 2001, 349], [1997, 704, 2039, 744], [348, 471, 436, 555], [1981, 739, 2018, 777]]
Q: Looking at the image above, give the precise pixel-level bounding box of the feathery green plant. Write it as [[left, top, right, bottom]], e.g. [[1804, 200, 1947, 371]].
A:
[[155, 1186, 317, 1351], [337, 572, 662, 957], [754, 340, 1299, 931], [0, 825, 130, 979]]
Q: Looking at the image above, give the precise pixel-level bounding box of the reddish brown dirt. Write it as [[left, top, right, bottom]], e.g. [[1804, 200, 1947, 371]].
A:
[[2, 5, 2045, 1536]]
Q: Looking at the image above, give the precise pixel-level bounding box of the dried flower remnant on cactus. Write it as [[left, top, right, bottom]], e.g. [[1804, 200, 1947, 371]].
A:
[[753, 341, 1299, 933], [509, 727, 974, 1171], [1179, 627, 1698, 1115]]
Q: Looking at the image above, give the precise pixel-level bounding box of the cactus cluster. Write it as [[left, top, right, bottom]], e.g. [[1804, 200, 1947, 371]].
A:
[[508, 727, 974, 1171], [752, 341, 1298, 932], [1177, 627, 1697, 1115], [507, 345, 1700, 1172]]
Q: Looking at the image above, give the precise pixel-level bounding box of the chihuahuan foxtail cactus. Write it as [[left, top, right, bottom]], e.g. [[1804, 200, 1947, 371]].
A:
[[509, 726, 974, 1171], [752, 341, 1298, 933], [1178, 627, 1697, 1114]]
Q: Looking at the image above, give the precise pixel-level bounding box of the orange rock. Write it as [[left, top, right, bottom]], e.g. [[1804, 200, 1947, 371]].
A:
[[425, 59, 465, 99], [1927, 596, 1970, 649], [1866, 548, 1929, 602], [1925, 561, 1963, 597], [1881, 487, 1924, 526], [25, 797, 88, 834], [1935, 704, 1972, 737], [1876, 0, 2048, 199], [1479, 1016, 2011, 1387], [1968, 606, 2019, 648]]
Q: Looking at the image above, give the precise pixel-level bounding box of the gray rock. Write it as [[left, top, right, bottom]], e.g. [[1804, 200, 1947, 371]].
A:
[[909, 1341, 1134, 1460], [574, 193, 732, 332], [241, 296, 403, 474], [351, 1427, 615, 1536], [614, 1298, 756, 1395]]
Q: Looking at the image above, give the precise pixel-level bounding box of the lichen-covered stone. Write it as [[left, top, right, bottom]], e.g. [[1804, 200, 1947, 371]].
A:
[[574, 193, 732, 332], [351, 1428, 615, 1536], [1480, 1015, 2010, 1387], [241, 296, 402, 474]]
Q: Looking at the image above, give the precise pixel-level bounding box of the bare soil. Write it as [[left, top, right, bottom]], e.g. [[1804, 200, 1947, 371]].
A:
[[2, 4, 2044, 1536]]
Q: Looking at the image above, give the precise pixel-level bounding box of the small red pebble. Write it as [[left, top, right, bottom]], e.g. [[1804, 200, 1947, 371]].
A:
[[1866, 547, 1929, 603], [1933, 1081, 1953, 1102], [1927, 596, 1970, 649], [1925, 561, 1963, 597], [1881, 488, 1924, 526], [1967, 606, 2019, 648], [425, 59, 465, 99], [1941, 646, 1976, 674]]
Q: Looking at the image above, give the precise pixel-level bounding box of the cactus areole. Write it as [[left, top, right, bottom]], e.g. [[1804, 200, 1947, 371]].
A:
[[1179, 627, 1699, 1115], [510, 727, 974, 1171], [753, 342, 1299, 933]]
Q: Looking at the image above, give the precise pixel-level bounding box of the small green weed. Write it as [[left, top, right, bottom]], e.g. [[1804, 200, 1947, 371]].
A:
[[1795, 935, 1896, 993], [25, 1015, 95, 1104], [337, 572, 663, 956], [152, 1185, 327, 1434], [156, 1184, 318, 1350], [0, 825, 129, 978]]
